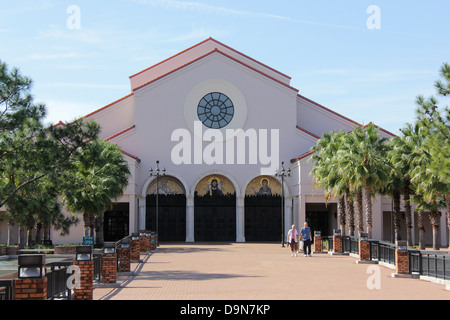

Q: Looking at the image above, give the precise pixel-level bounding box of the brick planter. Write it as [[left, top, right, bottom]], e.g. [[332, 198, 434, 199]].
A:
[[6, 246, 18, 255], [54, 246, 78, 255], [0, 247, 6, 256]]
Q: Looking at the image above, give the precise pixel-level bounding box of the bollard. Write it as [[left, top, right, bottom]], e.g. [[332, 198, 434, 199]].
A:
[[395, 241, 409, 274], [130, 233, 141, 262], [102, 242, 117, 284], [139, 230, 149, 253], [333, 229, 343, 253], [15, 255, 47, 300], [313, 231, 322, 253], [118, 238, 131, 273], [359, 232, 370, 261], [74, 246, 94, 300]]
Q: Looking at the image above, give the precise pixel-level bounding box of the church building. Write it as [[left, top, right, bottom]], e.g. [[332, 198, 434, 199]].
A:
[[1, 38, 447, 246]]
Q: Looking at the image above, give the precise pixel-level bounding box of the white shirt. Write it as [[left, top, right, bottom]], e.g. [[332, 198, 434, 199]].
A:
[[287, 229, 298, 243]]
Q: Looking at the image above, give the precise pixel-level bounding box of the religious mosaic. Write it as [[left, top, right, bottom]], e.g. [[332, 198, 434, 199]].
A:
[[195, 174, 235, 196], [245, 176, 281, 196]]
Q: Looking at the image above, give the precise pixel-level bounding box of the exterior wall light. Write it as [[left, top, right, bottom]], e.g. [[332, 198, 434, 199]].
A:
[[18, 254, 46, 279], [121, 238, 130, 249], [131, 233, 140, 241], [103, 242, 116, 254], [76, 245, 93, 261]]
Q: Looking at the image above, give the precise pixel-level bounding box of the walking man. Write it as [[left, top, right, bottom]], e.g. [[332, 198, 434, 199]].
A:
[[300, 222, 312, 257], [287, 225, 299, 257]]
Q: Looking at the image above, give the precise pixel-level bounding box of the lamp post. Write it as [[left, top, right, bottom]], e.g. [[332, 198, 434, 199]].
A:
[[275, 161, 291, 247], [149, 160, 166, 247]]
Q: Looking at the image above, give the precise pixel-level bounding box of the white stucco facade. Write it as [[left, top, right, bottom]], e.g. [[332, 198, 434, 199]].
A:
[[0, 38, 447, 246]]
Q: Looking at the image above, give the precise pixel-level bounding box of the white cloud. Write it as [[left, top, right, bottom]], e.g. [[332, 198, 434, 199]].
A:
[[129, 0, 361, 30], [16, 52, 94, 62], [39, 82, 129, 90], [130, 0, 292, 21], [35, 25, 105, 44]]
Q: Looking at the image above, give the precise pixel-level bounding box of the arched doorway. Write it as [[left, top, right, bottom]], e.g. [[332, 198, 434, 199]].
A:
[[146, 176, 186, 242], [245, 176, 282, 241], [194, 174, 236, 241]]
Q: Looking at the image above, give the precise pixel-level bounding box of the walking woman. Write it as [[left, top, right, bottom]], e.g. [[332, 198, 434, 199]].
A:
[[287, 225, 299, 257]]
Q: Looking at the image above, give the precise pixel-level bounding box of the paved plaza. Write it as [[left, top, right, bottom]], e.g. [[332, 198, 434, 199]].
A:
[[94, 242, 449, 301]]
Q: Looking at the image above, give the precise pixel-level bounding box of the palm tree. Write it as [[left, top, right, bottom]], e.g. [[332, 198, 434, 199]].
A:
[[410, 102, 448, 249], [388, 123, 420, 245], [415, 209, 426, 250], [61, 139, 130, 245], [339, 124, 390, 239], [310, 130, 349, 235], [414, 63, 450, 247], [344, 188, 356, 236], [380, 166, 403, 242], [412, 193, 444, 250]]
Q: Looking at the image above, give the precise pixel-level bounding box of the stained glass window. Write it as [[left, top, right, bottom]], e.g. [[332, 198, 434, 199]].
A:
[[197, 92, 234, 129]]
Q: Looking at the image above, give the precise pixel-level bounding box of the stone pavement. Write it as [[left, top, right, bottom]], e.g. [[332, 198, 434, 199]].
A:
[[93, 242, 449, 300]]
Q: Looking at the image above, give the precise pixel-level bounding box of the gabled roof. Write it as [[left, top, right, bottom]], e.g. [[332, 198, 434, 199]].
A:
[[291, 150, 315, 163], [290, 122, 397, 163], [119, 148, 141, 163], [296, 126, 320, 139], [105, 125, 136, 142], [130, 38, 295, 92]]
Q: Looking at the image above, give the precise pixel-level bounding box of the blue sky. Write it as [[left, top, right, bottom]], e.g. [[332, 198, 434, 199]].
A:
[[0, 0, 449, 134]]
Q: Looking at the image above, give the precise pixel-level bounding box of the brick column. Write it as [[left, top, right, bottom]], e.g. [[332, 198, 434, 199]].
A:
[[395, 241, 409, 274], [139, 231, 148, 253], [102, 253, 117, 284], [333, 230, 343, 253], [313, 231, 322, 252], [359, 233, 370, 261], [130, 236, 141, 261], [15, 278, 47, 300], [74, 260, 94, 300], [118, 247, 131, 272], [140, 231, 152, 253]]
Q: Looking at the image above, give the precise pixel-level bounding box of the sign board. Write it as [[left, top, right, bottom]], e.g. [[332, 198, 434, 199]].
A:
[[83, 236, 94, 246]]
